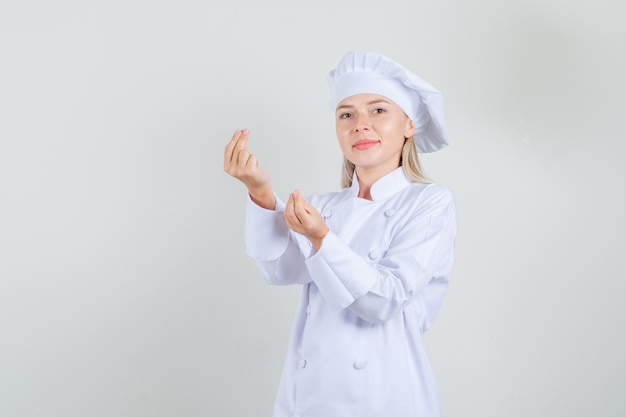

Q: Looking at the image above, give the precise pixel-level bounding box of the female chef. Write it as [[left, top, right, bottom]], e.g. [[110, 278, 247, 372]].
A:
[[223, 51, 457, 417]]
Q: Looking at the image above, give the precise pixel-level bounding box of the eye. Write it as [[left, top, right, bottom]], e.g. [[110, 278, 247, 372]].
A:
[[373, 107, 386, 114], [339, 112, 352, 119]]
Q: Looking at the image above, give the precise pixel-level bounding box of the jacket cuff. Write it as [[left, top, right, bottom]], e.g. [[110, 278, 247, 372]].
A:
[[305, 232, 377, 310], [245, 194, 289, 261]]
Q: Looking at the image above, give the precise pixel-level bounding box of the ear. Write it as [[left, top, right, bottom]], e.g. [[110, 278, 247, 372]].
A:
[[404, 117, 416, 139]]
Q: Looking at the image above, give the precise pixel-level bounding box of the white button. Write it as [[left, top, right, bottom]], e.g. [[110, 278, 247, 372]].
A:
[[306, 305, 312, 315], [298, 359, 307, 369], [384, 208, 396, 217], [323, 209, 332, 219], [368, 250, 380, 260], [353, 360, 367, 370]]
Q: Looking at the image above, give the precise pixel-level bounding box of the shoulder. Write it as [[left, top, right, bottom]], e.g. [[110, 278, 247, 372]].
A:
[[408, 181, 454, 202], [402, 182, 456, 215]]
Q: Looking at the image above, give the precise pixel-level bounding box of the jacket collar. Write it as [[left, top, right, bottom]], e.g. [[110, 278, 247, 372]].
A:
[[349, 167, 411, 201]]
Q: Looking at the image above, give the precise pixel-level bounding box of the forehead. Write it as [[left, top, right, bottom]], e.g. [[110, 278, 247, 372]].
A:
[[336, 93, 400, 109]]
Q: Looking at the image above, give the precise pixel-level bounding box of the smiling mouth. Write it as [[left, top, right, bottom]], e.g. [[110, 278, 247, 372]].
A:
[[353, 140, 379, 150]]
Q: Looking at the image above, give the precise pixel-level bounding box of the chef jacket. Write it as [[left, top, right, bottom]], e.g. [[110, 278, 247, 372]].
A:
[[245, 167, 457, 417]]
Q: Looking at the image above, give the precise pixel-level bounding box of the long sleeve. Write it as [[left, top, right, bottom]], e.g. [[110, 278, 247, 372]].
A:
[[245, 194, 313, 285], [305, 185, 457, 324]]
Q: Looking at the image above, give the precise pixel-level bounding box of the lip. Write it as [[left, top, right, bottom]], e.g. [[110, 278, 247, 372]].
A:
[[353, 139, 379, 150]]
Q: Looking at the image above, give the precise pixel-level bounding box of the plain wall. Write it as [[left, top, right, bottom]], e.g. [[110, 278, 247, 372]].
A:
[[1, 1, 625, 416]]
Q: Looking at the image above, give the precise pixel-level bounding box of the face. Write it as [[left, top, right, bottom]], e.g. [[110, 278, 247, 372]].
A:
[[335, 93, 415, 177]]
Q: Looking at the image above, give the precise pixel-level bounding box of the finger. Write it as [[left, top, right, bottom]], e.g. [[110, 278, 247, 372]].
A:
[[292, 189, 310, 218], [285, 193, 302, 225], [283, 194, 296, 227], [237, 149, 251, 166], [288, 193, 302, 224], [237, 129, 250, 152], [246, 153, 259, 168], [293, 189, 312, 213], [224, 130, 240, 168], [292, 191, 308, 225], [228, 129, 241, 143], [227, 129, 250, 165]]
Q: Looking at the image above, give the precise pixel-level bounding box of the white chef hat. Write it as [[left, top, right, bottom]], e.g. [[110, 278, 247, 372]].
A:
[[327, 51, 449, 153]]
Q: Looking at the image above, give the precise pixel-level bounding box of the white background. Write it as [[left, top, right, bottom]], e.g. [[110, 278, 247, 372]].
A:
[[1, 1, 625, 416]]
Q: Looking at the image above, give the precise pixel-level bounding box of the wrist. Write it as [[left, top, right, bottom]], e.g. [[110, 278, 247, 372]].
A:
[[311, 227, 329, 252], [249, 186, 275, 210]]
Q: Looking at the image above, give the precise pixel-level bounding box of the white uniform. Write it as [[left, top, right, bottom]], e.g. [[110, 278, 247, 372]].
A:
[[245, 167, 457, 417]]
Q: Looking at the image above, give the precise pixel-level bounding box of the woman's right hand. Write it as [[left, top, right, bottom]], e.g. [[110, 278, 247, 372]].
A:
[[224, 129, 276, 209]]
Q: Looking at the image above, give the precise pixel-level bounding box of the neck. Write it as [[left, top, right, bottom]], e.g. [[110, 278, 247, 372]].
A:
[[355, 165, 399, 200]]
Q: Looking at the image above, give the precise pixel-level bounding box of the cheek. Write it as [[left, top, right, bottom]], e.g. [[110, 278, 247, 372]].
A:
[[335, 124, 350, 141], [336, 137, 351, 153], [336, 120, 349, 132], [335, 129, 352, 153], [385, 121, 408, 140]]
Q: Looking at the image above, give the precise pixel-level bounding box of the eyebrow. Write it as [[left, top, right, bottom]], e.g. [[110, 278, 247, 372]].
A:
[[336, 98, 391, 112]]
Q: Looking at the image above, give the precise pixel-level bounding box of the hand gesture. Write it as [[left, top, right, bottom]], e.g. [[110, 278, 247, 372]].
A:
[[224, 129, 275, 209], [284, 189, 329, 251]]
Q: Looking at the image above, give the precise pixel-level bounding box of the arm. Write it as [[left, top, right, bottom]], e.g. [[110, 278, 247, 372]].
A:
[[223, 129, 275, 209], [224, 129, 313, 286], [305, 186, 457, 324], [244, 194, 313, 285]]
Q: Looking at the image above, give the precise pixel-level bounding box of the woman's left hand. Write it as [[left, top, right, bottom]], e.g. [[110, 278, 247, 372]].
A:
[[284, 189, 329, 252]]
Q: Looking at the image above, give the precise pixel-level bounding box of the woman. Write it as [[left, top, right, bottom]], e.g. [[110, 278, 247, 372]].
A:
[[224, 51, 457, 417]]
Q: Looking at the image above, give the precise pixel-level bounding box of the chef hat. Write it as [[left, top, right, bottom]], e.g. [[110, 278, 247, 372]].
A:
[[327, 51, 449, 153]]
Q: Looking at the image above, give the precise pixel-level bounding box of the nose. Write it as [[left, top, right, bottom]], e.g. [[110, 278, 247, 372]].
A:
[[354, 112, 371, 131]]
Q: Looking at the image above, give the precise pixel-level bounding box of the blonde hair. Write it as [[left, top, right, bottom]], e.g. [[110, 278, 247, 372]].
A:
[[340, 136, 431, 188]]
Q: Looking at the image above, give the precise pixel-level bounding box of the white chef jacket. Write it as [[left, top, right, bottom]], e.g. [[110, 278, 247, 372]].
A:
[[245, 167, 457, 417]]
